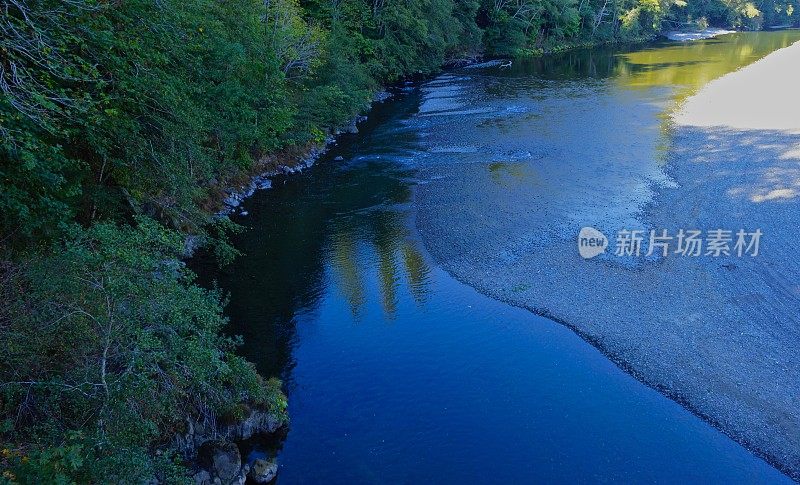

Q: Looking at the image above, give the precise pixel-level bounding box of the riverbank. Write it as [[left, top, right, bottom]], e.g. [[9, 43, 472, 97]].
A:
[[660, 39, 800, 477], [413, 32, 800, 481], [675, 39, 800, 132]]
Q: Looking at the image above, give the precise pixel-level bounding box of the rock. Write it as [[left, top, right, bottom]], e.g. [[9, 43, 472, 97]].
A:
[[666, 28, 735, 41], [198, 440, 241, 484], [334, 156, 344, 161], [373, 90, 392, 102], [219, 408, 283, 442], [193, 469, 212, 485], [231, 469, 248, 485], [248, 458, 278, 484], [343, 119, 359, 134], [183, 235, 204, 258]]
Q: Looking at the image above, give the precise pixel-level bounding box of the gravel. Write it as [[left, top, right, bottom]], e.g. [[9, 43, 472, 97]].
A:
[[414, 41, 800, 480]]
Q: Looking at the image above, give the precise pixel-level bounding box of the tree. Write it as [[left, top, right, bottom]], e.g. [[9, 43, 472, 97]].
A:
[[1, 218, 285, 482]]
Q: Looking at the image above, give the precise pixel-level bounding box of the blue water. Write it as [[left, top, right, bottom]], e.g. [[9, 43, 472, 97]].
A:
[[197, 40, 793, 483]]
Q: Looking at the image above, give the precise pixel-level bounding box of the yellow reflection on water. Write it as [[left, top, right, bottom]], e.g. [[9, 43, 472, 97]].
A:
[[488, 162, 539, 187], [615, 31, 800, 103], [329, 213, 431, 320], [616, 31, 800, 164]]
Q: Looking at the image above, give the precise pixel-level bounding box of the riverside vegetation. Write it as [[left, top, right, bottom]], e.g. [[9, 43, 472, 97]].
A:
[[1, 0, 799, 482]]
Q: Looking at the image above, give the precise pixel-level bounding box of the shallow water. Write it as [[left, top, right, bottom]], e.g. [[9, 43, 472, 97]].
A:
[[413, 31, 800, 478], [198, 32, 800, 483]]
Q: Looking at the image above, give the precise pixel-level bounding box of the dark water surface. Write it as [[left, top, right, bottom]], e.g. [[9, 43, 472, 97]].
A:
[[198, 33, 799, 483]]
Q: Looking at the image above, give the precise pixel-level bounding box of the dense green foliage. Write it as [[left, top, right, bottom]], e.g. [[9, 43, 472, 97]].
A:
[[1, 0, 798, 481], [0, 219, 286, 482]]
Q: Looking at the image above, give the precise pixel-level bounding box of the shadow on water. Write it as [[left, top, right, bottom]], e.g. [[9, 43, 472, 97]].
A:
[[194, 89, 430, 378]]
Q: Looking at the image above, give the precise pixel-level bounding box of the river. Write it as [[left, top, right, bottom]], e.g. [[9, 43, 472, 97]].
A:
[[197, 32, 800, 483]]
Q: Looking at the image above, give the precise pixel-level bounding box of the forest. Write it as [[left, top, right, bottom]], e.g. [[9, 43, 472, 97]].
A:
[[1, 0, 799, 482]]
